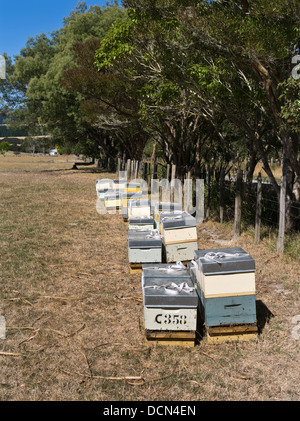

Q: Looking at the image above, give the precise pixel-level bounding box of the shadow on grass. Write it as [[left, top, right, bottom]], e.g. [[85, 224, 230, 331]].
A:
[[39, 166, 115, 174], [256, 299, 275, 335]]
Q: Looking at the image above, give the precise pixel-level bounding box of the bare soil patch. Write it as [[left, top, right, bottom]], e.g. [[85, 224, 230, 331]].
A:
[[0, 155, 299, 401]]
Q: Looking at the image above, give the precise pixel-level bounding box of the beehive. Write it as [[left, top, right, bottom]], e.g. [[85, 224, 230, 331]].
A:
[[112, 179, 127, 191], [128, 216, 154, 231], [160, 212, 198, 263], [142, 263, 199, 342], [96, 179, 112, 199], [191, 247, 257, 343], [121, 191, 143, 219], [96, 179, 112, 191], [193, 247, 256, 299], [128, 199, 151, 218], [104, 190, 122, 210], [128, 230, 162, 265], [125, 182, 141, 193], [142, 262, 191, 280], [189, 262, 256, 327], [154, 202, 182, 224], [160, 212, 197, 244]]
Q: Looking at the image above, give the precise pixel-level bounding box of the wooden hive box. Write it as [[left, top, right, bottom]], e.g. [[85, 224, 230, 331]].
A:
[[128, 230, 162, 265], [128, 199, 151, 218], [164, 241, 198, 263], [128, 216, 154, 231], [188, 263, 256, 327], [104, 190, 122, 209], [96, 179, 112, 191], [193, 247, 256, 299], [112, 179, 127, 191], [125, 182, 141, 193], [142, 262, 191, 280], [96, 179, 113, 199], [160, 212, 198, 263], [142, 265, 198, 347], [154, 202, 182, 224], [160, 212, 197, 244], [157, 210, 185, 234], [121, 191, 143, 219]]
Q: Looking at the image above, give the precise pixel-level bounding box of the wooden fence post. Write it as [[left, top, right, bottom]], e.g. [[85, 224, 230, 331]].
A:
[[277, 171, 286, 253], [234, 169, 243, 239], [219, 168, 225, 224], [152, 162, 158, 179], [134, 160, 139, 180], [170, 164, 176, 202], [166, 164, 170, 181], [142, 162, 147, 181], [206, 164, 211, 219], [254, 172, 262, 244], [117, 157, 121, 174], [127, 159, 131, 180]]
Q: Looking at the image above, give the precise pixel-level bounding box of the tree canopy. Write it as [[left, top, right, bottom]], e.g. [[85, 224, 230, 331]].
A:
[[1, 0, 299, 235]]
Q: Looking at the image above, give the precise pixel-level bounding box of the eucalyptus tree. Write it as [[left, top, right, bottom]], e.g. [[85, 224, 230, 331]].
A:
[[3, 2, 126, 158], [95, 2, 221, 179], [182, 0, 300, 229]]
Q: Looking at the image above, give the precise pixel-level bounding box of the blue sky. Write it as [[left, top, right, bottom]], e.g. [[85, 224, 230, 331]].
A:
[[0, 0, 110, 59]]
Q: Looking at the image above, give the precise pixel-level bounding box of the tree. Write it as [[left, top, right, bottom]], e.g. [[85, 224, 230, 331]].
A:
[[0, 141, 10, 155], [1, 2, 127, 159]]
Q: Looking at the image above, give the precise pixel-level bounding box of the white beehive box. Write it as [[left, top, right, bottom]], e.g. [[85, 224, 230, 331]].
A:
[[164, 241, 198, 263], [193, 248, 256, 298], [160, 212, 197, 244], [112, 179, 127, 191], [104, 190, 122, 209], [128, 199, 151, 218], [96, 179, 112, 191]]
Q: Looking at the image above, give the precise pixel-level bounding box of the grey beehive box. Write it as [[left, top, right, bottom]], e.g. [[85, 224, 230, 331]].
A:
[[128, 216, 154, 231], [128, 230, 162, 264], [142, 263, 191, 279], [142, 276, 198, 308]]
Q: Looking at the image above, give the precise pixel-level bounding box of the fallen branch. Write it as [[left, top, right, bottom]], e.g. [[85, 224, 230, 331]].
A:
[[18, 329, 40, 347], [115, 295, 143, 303], [0, 351, 22, 356], [4, 297, 33, 306], [41, 296, 81, 301], [49, 323, 86, 338]]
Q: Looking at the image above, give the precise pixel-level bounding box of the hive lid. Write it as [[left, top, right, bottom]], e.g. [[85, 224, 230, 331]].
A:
[[96, 178, 111, 184], [143, 276, 198, 308], [122, 191, 143, 199], [113, 179, 127, 184], [125, 182, 141, 188], [160, 212, 196, 229], [194, 247, 255, 275], [154, 202, 182, 212], [128, 230, 162, 249], [128, 199, 151, 208], [142, 262, 191, 279], [129, 216, 154, 225], [104, 189, 122, 199]]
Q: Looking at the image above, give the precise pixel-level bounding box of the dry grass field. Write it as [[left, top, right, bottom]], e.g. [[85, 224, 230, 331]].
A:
[[0, 153, 299, 402]]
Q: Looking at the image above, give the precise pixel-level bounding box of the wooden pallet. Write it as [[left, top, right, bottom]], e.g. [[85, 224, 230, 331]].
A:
[[129, 263, 143, 274], [205, 323, 258, 344], [145, 330, 196, 347]]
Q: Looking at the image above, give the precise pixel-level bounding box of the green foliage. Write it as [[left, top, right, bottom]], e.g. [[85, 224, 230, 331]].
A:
[[279, 77, 300, 133], [0, 141, 10, 155], [95, 18, 135, 69]]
